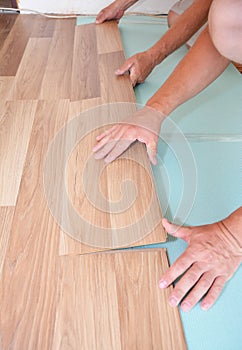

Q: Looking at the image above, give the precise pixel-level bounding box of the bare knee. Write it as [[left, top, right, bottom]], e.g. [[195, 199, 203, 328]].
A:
[[167, 8, 180, 28], [209, 0, 242, 63]]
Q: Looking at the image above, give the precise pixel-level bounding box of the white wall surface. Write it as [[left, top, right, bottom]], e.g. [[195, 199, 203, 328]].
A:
[[18, 0, 176, 14]]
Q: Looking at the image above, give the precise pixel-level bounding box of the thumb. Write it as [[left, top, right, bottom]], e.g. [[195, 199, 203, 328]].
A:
[[96, 11, 106, 24], [115, 60, 133, 76], [162, 218, 191, 242], [146, 142, 157, 165]]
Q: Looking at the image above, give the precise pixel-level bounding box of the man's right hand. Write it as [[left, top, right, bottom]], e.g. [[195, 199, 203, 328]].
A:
[[96, 0, 137, 24], [115, 50, 156, 86]]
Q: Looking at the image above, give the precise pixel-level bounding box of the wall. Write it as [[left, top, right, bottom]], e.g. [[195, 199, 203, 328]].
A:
[[18, 0, 176, 14]]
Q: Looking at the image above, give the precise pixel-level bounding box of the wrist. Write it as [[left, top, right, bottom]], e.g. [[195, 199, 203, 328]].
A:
[[221, 207, 242, 249], [146, 99, 172, 117], [148, 44, 167, 66], [216, 207, 242, 256], [143, 104, 167, 126]]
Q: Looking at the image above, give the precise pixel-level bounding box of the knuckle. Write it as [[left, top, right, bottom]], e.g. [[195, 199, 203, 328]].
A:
[[209, 282, 225, 298], [174, 260, 188, 273], [172, 288, 184, 300], [187, 271, 199, 284], [200, 277, 213, 289]]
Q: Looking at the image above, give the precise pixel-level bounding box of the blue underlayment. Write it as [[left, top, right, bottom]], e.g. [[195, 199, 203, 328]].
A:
[[77, 16, 242, 350]]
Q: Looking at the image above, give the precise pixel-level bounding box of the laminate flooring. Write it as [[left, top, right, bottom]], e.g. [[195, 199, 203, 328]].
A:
[[0, 14, 187, 349], [0, 13, 166, 256], [53, 249, 187, 350]]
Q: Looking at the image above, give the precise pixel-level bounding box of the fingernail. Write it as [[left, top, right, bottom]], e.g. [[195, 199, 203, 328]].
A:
[[201, 302, 210, 311], [159, 280, 167, 289], [169, 296, 178, 307], [115, 69, 120, 74], [182, 301, 191, 312]]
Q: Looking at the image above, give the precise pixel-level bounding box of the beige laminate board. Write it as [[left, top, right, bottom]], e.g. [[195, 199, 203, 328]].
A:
[[96, 20, 123, 54], [71, 24, 100, 101], [59, 99, 115, 256], [0, 207, 15, 275], [53, 249, 187, 350], [0, 100, 69, 349], [0, 100, 37, 206], [0, 76, 14, 102], [59, 108, 166, 255], [40, 19, 75, 100], [99, 51, 136, 103], [11, 37, 51, 100], [30, 15, 56, 38], [0, 15, 35, 76]]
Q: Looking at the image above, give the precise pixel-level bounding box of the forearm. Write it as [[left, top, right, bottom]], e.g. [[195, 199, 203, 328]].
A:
[[115, 0, 138, 11], [147, 27, 230, 115], [148, 0, 213, 66]]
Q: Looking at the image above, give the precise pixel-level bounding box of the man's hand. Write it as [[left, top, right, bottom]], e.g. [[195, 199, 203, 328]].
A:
[[115, 51, 156, 86], [96, 0, 137, 24], [93, 107, 165, 165], [159, 213, 242, 311]]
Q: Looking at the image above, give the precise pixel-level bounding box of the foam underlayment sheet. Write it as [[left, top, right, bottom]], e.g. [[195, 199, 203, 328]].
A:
[[77, 16, 242, 350]]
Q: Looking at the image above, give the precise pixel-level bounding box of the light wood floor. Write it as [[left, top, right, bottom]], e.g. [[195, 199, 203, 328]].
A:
[[0, 14, 187, 349]]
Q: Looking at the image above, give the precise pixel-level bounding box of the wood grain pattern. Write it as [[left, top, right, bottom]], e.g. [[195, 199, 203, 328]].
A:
[[0, 15, 34, 76], [99, 51, 136, 103], [71, 24, 100, 101], [0, 14, 17, 51], [30, 15, 56, 38], [58, 98, 113, 256], [0, 16, 185, 349], [40, 19, 75, 100], [59, 22, 165, 255], [96, 20, 123, 54], [60, 117, 165, 254], [11, 38, 51, 100], [0, 100, 37, 205], [0, 207, 15, 275], [0, 101, 69, 349], [0, 76, 14, 102], [53, 249, 187, 350]]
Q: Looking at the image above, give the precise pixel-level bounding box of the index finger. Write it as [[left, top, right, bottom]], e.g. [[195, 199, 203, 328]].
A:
[[159, 249, 194, 288]]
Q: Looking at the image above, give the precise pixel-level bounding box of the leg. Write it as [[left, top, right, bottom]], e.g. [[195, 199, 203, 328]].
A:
[[209, 0, 242, 64], [167, 8, 179, 28]]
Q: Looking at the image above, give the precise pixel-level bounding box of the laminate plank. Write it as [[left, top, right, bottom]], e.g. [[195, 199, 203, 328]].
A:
[[53, 249, 187, 350], [0, 207, 15, 275], [11, 37, 51, 100], [0, 13, 17, 51], [30, 15, 56, 38], [0, 15, 35, 76], [71, 24, 100, 101], [60, 116, 165, 255], [0, 100, 37, 206], [58, 98, 114, 256], [0, 14, 17, 35], [59, 23, 165, 256], [99, 51, 136, 103], [0, 100, 69, 349], [96, 21, 123, 54], [0, 76, 14, 102], [40, 19, 75, 100]]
